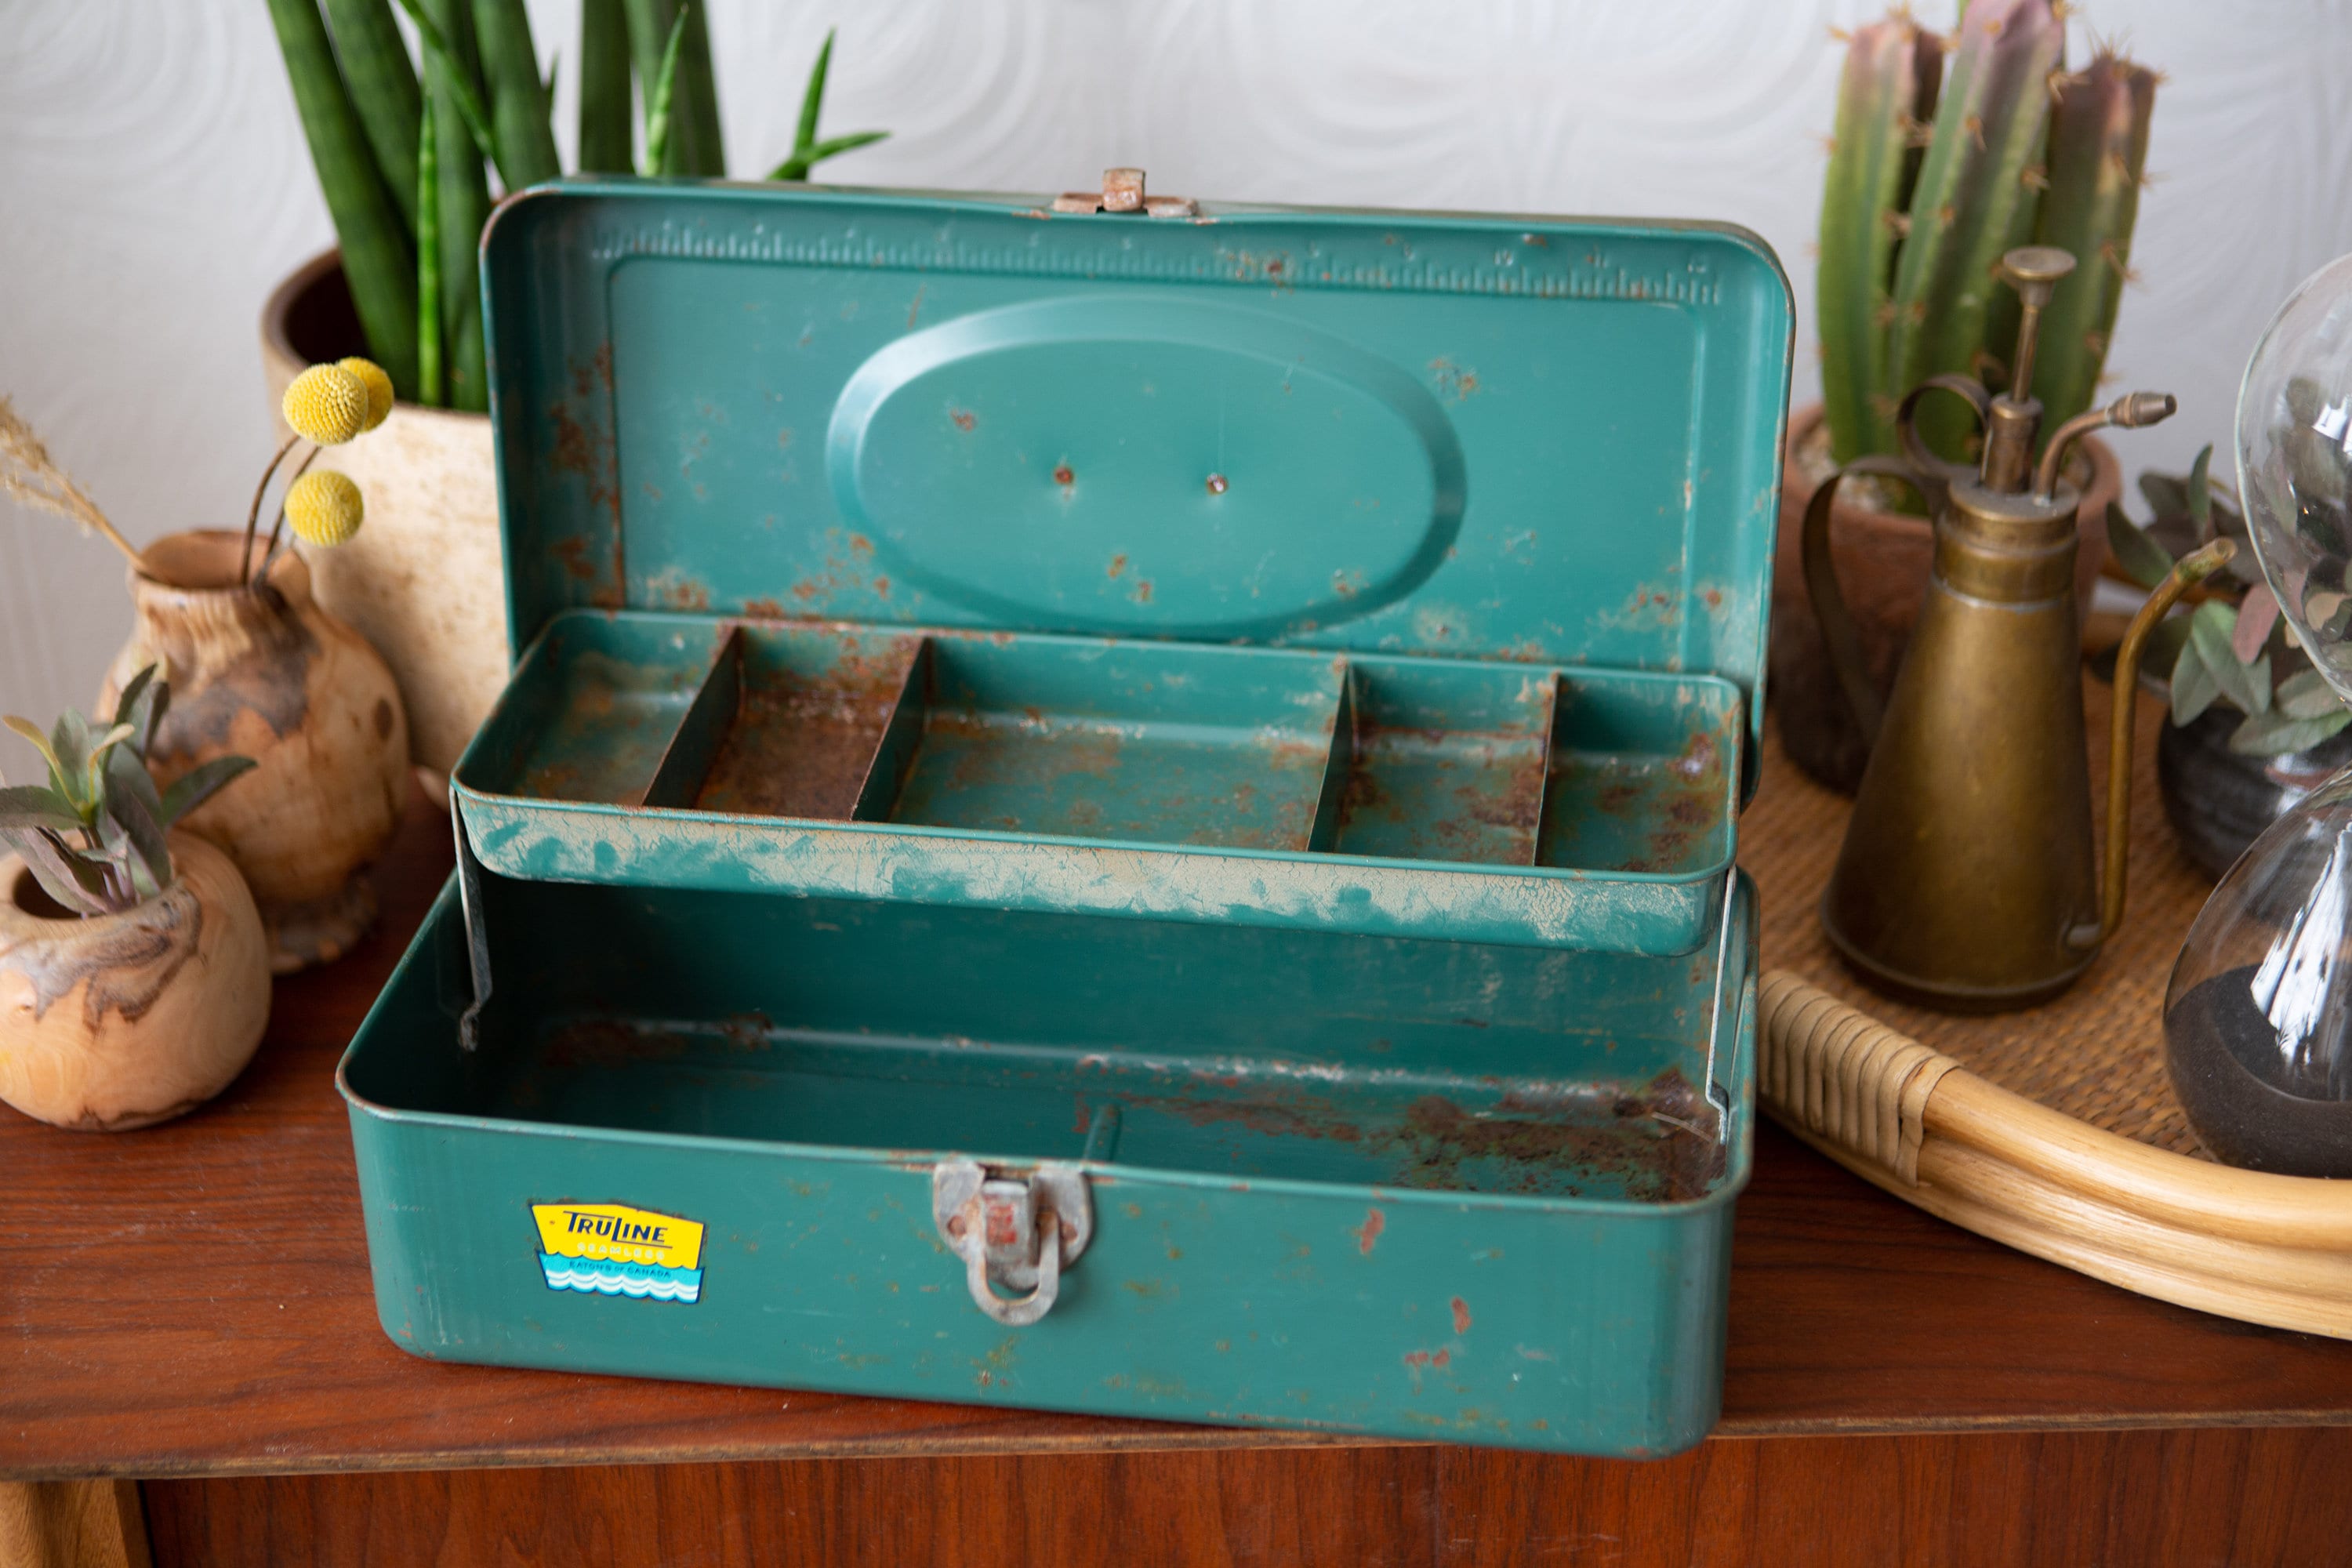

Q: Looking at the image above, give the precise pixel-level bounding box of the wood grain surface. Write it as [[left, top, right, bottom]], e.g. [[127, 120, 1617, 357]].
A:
[[9, 782, 2352, 1482], [137, 1428, 2352, 1567]]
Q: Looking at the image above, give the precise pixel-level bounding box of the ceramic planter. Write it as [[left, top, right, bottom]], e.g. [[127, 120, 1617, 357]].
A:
[[0, 831, 270, 1130], [2158, 706, 2352, 879], [260, 249, 506, 780], [100, 531, 409, 972], [1771, 402, 2120, 793]]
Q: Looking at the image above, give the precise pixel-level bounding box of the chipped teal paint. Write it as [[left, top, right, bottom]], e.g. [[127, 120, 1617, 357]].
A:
[[340, 871, 1755, 1455]]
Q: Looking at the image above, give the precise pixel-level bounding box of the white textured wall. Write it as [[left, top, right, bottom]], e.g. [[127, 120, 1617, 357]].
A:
[[5, 0, 2350, 779]]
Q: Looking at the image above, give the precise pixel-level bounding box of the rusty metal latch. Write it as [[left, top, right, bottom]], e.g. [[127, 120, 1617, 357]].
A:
[[931, 1160, 1093, 1327], [1051, 167, 1197, 219]]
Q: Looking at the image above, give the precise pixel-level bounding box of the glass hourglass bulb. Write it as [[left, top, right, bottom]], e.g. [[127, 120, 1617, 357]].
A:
[[2163, 252, 2352, 1174]]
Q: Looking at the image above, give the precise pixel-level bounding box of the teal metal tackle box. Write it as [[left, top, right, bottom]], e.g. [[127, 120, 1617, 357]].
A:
[[339, 173, 1791, 1456]]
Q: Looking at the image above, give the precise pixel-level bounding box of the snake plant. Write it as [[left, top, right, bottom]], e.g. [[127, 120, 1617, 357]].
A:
[[1819, 1, 2158, 464], [266, 4, 889, 413]]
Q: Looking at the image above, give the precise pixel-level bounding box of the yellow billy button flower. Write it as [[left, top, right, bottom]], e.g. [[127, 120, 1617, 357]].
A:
[[285, 469, 364, 546], [281, 364, 368, 445], [337, 358, 394, 431]]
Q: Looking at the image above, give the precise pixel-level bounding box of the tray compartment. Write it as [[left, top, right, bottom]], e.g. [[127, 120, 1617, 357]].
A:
[[457, 615, 729, 806], [662, 622, 926, 819], [872, 637, 1345, 851], [1316, 659, 1557, 866], [1537, 675, 1743, 877]]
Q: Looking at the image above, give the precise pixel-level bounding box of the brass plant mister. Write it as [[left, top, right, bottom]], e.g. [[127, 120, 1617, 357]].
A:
[[1803, 245, 2234, 1011]]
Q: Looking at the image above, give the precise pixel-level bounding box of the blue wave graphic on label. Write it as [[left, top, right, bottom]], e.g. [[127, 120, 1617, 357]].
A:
[[531, 1201, 704, 1306]]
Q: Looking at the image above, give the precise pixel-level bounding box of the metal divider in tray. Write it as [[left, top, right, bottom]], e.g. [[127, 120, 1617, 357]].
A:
[[452, 609, 1746, 953]]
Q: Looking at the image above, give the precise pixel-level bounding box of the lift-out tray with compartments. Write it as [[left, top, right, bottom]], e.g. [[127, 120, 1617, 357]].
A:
[[339, 176, 1791, 1455]]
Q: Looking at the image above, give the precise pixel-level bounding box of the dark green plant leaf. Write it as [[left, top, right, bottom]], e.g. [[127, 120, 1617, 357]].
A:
[[2190, 598, 2270, 714], [2139, 470, 2190, 522], [2170, 637, 2220, 726], [49, 710, 91, 805], [102, 784, 172, 900], [2274, 667, 2347, 720], [794, 27, 833, 159], [158, 757, 258, 829], [577, 0, 633, 172], [392, 0, 504, 180], [321, 0, 424, 238], [110, 664, 155, 742], [2230, 706, 2352, 757], [2105, 500, 2176, 589], [2140, 610, 2193, 681], [416, 97, 444, 407], [2187, 443, 2213, 535], [473, 0, 561, 188], [0, 786, 81, 835], [3, 715, 78, 810]]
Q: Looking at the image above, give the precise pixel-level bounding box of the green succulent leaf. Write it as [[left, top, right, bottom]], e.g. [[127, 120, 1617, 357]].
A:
[[3, 716, 78, 811], [2105, 500, 2177, 590], [5, 826, 114, 915], [2140, 611, 2193, 682], [2139, 470, 2190, 522], [101, 785, 171, 900], [2170, 636, 2220, 726], [2229, 706, 2352, 758], [2274, 667, 2347, 721], [158, 757, 258, 829], [2190, 598, 2270, 714], [0, 785, 81, 836], [2187, 444, 2213, 535], [49, 710, 92, 805]]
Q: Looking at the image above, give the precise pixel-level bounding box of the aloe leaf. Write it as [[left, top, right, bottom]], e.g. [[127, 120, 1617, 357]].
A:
[[2105, 500, 2176, 590], [0, 786, 81, 836], [5, 827, 114, 915], [473, 0, 561, 189], [264, 0, 420, 394], [641, 5, 690, 178], [158, 757, 258, 829], [321, 0, 423, 238], [578, 0, 633, 172], [416, 97, 444, 407], [2169, 637, 2219, 726], [1886, 0, 2062, 461], [2029, 52, 2155, 434]]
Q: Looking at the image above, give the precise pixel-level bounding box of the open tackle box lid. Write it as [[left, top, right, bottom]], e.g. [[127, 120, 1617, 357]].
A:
[[453, 176, 1792, 953]]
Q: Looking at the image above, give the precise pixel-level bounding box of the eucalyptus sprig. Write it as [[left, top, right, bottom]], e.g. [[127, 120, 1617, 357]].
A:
[[1, 667, 254, 916]]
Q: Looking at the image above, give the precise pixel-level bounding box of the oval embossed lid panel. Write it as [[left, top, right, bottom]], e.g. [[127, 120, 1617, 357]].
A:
[[482, 183, 1791, 755]]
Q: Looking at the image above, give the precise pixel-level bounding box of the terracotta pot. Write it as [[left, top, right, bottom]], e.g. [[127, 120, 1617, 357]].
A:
[[1770, 402, 2122, 793], [260, 249, 506, 780], [100, 531, 410, 972], [0, 831, 270, 1130]]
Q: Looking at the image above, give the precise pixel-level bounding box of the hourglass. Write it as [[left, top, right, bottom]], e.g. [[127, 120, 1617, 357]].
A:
[[2164, 252, 2352, 1174]]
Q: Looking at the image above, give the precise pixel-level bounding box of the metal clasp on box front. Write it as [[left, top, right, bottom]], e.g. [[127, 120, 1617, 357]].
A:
[[932, 1160, 1093, 1326]]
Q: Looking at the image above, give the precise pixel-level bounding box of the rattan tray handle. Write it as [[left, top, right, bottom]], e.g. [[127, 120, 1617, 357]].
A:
[[1759, 971, 2352, 1338]]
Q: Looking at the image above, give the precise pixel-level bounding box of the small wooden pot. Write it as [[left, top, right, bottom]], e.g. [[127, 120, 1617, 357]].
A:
[[0, 831, 270, 1131], [1771, 403, 2120, 793], [101, 531, 411, 972]]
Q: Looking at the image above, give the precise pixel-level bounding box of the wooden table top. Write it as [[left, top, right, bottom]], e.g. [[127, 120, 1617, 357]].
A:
[[10, 772, 2352, 1483]]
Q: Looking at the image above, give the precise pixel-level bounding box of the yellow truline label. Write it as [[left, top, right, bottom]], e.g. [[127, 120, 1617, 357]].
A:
[[532, 1202, 704, 1272]]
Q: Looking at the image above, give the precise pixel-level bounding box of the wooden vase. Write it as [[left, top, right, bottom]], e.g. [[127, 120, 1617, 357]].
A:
[[0, 831, 270, 1131], [101, 531, 411, 972]]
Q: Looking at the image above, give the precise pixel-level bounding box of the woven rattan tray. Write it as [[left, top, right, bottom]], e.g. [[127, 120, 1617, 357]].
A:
[[1751, 677, 2352, 1338]]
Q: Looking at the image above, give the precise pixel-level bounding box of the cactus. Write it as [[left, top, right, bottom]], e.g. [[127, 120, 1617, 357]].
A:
[[265, 7, 890, 412], [1817, 4, 2161, 466]]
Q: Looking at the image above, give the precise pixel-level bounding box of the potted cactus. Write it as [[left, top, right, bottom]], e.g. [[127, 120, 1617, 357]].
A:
[[2106, 446, 2352, 877], [260, 3, 886, 774], [0, 669, 268, 1131], [1775, 0, 2155, 792]]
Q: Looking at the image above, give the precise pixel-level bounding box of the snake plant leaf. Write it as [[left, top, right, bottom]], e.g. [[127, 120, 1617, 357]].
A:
[[795, 27, 833, 158], [774, 130, 889, 183], [264, 0, 420, 395], [2105, 500, 2176, 590], [0, 786, 80, 837], [416, 100, 444, 407], [2169, 636, 2220, 726], [158, 757, 259, 831], [622, 0, 722, 175], [5, 827, 113, 916], [2230, 705, 2352, 758], [2274, 668, 2345, 721], [474, 0, 562, 189], [577, 0, 633, 172], [408, 0, 492, 413], [321, 0, 423, 238], [392, 0, 503, 180], [2190, 598, 2270, 715], [640, 5, 691, 179]]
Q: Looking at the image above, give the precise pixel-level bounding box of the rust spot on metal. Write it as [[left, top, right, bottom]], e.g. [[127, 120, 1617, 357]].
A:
[[1131, 579, 1153, 603], [1450, 1297, 1472, 1334], [741, 597, 785, 619], [1428, 358, 1480, 401], [951, 408, 977, 432], [873, 576, 891, 598], [1356, 1208, 1385, 1254], [554, 536, 598, 583], [1403, 1347, 1450, 1371], [1206, 473, 1229, 495], [1107, 554, 1127, 579], [1053, 462, 1076, 486], [695, 638, 921, 820]]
